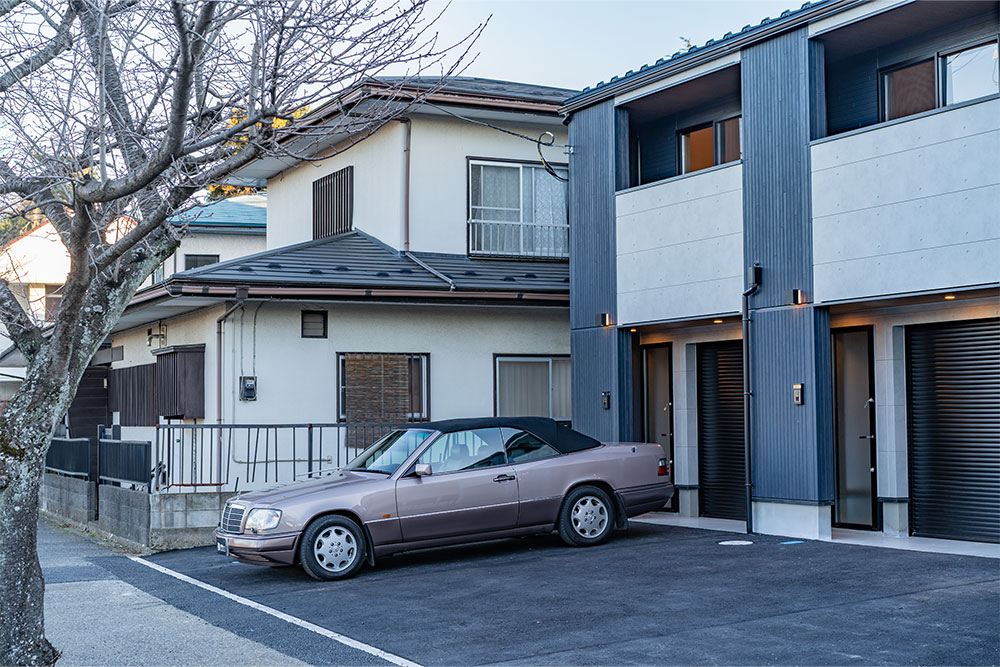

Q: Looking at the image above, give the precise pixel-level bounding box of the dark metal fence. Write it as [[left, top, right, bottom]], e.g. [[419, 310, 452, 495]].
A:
[[154, 422, 402, 493], [45, 438, 92, 478], [98, 439, 152, 489]]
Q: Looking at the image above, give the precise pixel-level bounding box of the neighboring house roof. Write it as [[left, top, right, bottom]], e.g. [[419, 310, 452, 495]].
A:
[[373, 76, 578, 106], [561, 0, 847, 112], [115, 230, 568, 332], [169, 194, 266, 234], [169, 230, 568, 293]]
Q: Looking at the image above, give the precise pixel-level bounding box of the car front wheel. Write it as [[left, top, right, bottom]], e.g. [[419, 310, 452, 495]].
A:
[[298, 515, 367, 581], [558, 485, 615, 547]]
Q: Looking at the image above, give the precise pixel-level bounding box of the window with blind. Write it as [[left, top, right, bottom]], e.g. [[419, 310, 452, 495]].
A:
[[185, 254, 220, 270], [495, 356, 571, 421], [301, 311, 328, 338], [313, 166, 353, 239], [337, 352, 429, 422]]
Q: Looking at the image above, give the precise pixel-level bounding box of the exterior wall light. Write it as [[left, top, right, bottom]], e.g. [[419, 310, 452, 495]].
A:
[[629, 328, 637, 332], [713, 319, 724, 324], [598, 312, 612, 327], [784, 288, 804, 305], [944, 294, 956, 300]]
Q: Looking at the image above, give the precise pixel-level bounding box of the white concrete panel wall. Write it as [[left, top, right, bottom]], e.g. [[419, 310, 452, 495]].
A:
[[616, 163, 744, 325], [265, 122, 406, 250], [263, 115, 568, 255], [407, 116, 568, 256], [812, 98, 1000, 302], [112, 302, 569, 427]]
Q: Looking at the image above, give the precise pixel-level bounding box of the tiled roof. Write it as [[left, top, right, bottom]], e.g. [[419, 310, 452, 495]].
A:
[[170, 230, 569, 293], [374, 76, 578, 106], [564, 0, 836, 106], [168, 194, 266, 230]]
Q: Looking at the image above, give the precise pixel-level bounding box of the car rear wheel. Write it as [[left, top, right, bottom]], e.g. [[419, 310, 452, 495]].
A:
[[299, 515, 366, 581], [558, 485, 615, 547]]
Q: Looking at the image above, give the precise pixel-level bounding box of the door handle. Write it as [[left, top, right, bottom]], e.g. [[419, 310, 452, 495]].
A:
[[493, 474, 516, 483], [859, 435, 875, 440]]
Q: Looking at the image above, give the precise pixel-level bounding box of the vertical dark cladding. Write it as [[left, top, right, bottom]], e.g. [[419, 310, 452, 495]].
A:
[[743, 27, 833, 504], [568, 100, 623, 441]]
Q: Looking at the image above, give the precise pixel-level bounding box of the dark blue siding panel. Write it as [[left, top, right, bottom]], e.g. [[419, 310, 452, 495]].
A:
[[750, 306, 833, 503], [742, 28, 814, 310], [571, 328, 619, 441], [569, 101, 617, 330]]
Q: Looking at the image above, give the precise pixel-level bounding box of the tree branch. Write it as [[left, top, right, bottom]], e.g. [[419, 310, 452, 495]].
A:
[[0, 279, 43, 360], [0, 2, 76, 94]]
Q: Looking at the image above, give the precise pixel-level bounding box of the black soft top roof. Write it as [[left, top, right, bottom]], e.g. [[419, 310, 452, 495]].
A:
[[412, 417, 602, 454]]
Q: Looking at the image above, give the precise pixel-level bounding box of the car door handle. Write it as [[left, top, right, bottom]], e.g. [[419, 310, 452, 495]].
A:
[[493, 474, 516, 483]]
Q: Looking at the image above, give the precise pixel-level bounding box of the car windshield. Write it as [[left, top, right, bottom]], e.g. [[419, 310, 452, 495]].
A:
[[346, 429, 433, 475]]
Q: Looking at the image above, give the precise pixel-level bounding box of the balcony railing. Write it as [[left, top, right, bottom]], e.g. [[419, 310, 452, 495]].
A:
[[468, 220, 569, 259]]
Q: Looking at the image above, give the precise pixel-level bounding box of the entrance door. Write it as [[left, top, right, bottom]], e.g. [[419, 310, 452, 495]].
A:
[[644, 345, 675, 511], [697, 341, 745, 521], [833, 328, 878, 529]]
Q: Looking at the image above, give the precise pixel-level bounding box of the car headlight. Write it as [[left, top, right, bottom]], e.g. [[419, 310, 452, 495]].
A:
[[244, 508, 282, 532]]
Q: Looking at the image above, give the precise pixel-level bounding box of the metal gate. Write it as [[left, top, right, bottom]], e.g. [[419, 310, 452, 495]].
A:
[[906, 318, 1000, 543], [697, 340, 745, 521]]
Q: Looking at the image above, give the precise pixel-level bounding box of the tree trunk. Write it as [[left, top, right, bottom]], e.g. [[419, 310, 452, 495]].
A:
[[0, 441, 60, 666]]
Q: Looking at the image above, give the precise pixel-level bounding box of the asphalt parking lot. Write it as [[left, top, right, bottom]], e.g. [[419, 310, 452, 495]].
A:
[[96, 521, 1000, 666]]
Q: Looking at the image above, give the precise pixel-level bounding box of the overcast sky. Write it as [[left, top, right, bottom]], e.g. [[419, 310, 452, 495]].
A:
[[416, 0, 801, 91]]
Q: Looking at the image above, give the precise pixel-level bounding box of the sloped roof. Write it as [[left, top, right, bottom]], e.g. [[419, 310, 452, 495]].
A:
[[168, 194, 266, 231], [563, 0, 841, 111], [374, 76, 578, 106], [168, 230, 569, 293]]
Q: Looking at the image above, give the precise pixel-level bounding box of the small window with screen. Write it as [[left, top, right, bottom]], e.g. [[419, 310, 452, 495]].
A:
[[301, 310, 327, 338]]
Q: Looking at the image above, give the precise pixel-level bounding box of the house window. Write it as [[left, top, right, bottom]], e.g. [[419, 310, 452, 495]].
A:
[[495, 356, 570, 421], [185, 254, 219, 270], [301, 311, 328, 338], [44, 285, 61, 322], [337, 352, 429, 422], [313, 166, 353, 239], [880, 40, 998, 122], [943, 41, 999, 106], [678, 116, 741, 175], [152, 344, 205, 420], [108, 363, 157, 427], [882, 59, 936, 121], [468, 160, 569, 258]]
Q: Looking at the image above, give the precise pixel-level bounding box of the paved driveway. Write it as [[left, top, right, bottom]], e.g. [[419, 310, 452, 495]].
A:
[[109, 522, 999, 666]]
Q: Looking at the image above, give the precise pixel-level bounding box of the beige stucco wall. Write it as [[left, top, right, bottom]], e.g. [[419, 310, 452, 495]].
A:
[[264, 114, 569, 254]]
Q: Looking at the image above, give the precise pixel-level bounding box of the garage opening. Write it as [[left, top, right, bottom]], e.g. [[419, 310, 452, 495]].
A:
[[906, 318, 1000, 543], [697, 340, 745, 521]]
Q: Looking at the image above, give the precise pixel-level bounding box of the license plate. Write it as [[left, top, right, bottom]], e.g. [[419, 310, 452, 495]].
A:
[[216, 537, 228, 556]]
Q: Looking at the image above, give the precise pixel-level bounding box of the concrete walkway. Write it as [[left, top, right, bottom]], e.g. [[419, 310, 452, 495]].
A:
[[39, 520, 307, 666]]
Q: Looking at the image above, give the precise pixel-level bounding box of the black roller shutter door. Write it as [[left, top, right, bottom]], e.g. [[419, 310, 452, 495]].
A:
[[698, 341, 745, 520], [907, 318, 999, 543]]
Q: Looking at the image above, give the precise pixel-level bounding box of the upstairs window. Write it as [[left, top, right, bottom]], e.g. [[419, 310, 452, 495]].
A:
[[301, 310, 328, 338], [313, 165, 353, 239], [44, 285, 61, 322], [678, 116, 741, 175], [880, 40, 998, 122], [468, 160, 569, 258], [185, 254, 219, 270]]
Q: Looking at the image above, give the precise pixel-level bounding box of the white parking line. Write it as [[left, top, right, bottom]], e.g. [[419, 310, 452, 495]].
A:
[[127, 556, 422, 667]]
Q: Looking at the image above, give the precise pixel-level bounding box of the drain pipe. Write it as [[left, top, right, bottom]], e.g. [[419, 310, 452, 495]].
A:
[[399, 118, 412, 252], [216, 289, 248, 425], [742, 265, 761, 534]]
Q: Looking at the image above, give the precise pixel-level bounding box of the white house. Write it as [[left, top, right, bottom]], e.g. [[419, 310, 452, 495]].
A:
[[101, 77, 577, 476]]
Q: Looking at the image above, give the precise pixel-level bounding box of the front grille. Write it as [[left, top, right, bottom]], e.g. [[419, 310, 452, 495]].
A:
[[221, 503, 246, 533]]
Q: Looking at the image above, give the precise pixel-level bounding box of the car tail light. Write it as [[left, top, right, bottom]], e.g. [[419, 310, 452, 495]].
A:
[[658, 458, 669, 476]]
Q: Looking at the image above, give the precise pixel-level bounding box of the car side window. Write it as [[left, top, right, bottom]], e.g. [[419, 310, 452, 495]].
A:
[[501, 428, 560, 464], [418, 428, 507, 474]]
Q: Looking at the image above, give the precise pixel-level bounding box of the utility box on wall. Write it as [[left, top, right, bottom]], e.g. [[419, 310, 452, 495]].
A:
[[239, 376, 257, 401]]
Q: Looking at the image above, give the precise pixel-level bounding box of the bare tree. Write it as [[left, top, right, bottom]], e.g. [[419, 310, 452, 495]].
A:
[[0, 1, 476, 663]]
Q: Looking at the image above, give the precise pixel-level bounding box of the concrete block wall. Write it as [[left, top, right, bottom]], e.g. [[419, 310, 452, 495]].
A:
[[149, 492, 228, 550], [40, 473, 96, 524], [98, 484, 151, 545]]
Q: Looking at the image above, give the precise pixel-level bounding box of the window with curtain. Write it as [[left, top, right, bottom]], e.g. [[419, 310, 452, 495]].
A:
[[468, 161, 569, 258], [495, 356, 571, 421]]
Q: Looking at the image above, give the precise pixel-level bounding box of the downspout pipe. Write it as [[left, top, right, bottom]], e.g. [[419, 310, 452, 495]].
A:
[[399, 117, 412, 252], [216, 290, 246, 491], [742, 264, 761, 534]]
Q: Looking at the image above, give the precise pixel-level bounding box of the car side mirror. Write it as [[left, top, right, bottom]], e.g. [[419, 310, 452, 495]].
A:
[[414, 463, 432, 477]]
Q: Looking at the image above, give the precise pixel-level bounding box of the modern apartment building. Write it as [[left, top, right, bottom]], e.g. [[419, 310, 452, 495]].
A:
[[562, 0, 999, 543]]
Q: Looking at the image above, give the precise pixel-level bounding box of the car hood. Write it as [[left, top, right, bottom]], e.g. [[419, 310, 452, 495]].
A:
[[229, 469, 385, 506]]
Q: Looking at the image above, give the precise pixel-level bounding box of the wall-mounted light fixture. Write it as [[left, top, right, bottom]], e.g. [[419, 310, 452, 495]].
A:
[[784, 289, 804, 305], [944, 294, 956, 300], [598, 312, 612, 327], [713, 319, 724, 324]]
